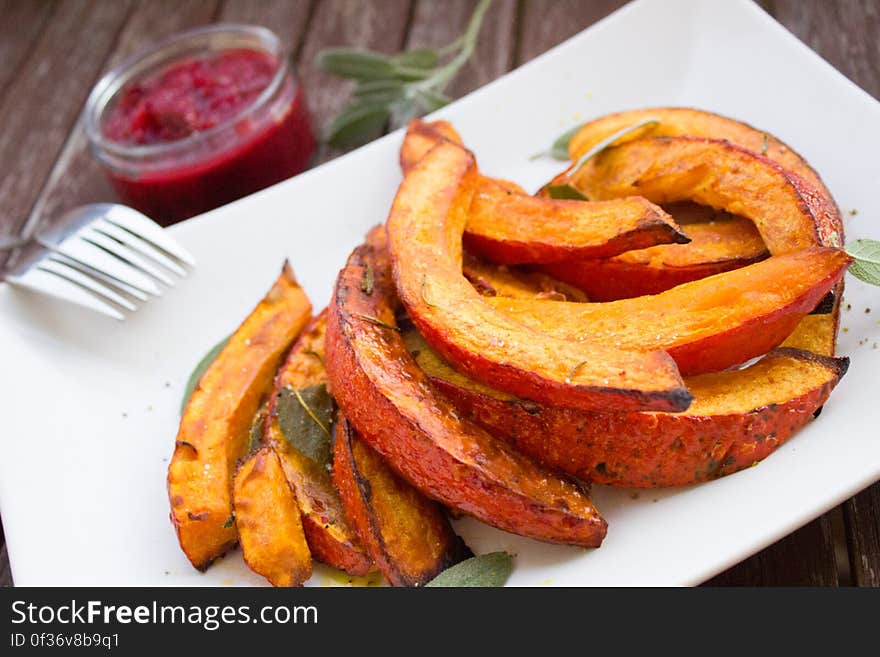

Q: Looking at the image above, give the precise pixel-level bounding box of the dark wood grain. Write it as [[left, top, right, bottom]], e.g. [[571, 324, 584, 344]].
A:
[[219, 0, 314, 51], [22, 0, 221, 243], [297, 0, 412, 163], [0, 0, 57, 99], [405, 0, 517, 97], [0, 0, 131, 245], [844, 484, 880, 586], [516, 0, 625, 64]]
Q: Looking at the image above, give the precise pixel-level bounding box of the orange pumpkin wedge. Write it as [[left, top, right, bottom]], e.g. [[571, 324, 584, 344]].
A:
[[262, 310, 373, 576], [168, 262, 312, 570], [333, 417, 471, 586], [492, 247, 849, 376], [325, 227, 608, 546], [387, 139, 691, 412], [401, 120, 687, 265]]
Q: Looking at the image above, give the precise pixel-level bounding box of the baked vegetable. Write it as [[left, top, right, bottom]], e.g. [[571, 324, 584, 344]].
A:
[[463, 252, 588, 301], [262, 310, 373, 576], [402, 120, 688, 265], [168, 262, 312, 570], [325, 228, 608, 546], [566, 136, 841, 252], [567, 107, 837, 214], [541, 214, 767, 301], [387, 139, 691, 412], [492, 247, 849, 376], [232, 446, 312, 587], [333, 417, 471, 586], [406, 328, 848, 488]]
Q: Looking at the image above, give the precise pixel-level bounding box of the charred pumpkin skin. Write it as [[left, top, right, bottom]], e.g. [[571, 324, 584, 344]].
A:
[[492, 248, 850, 376], [408, 329, 848, 488], [262, 310, 373, 576], [168, 262, 312, 571], [388, 140, 691, 413], [402, 120, 687, 265], [332, 418, 471, 587], [232, 447, 312, 587], [540, 215, 768, 301], [325, 229, 608, 547], [462, 252, 588, 302]]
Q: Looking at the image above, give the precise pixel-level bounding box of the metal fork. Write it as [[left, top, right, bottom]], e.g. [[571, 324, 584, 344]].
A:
[[1, 204, 195, 320]]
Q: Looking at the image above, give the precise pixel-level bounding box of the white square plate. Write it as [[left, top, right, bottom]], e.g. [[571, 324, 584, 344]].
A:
[[2, 0, 879, 586]]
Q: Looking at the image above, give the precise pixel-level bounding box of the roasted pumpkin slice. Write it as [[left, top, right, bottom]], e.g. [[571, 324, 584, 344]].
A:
[[567, 107, 837, 214], [333, 417, 471, 586], [168, 262, 311, 570], [463, 252, 588, 301], [401, 120, 687, 265], [566, 136, 841, 252], [387, 139, 691, 412], [492, 247, 849, 376], [262, 310, 373, 576], [541, 214, 768, 301], [325, 228, 608, 546], [232, 446, 312, 587], [406, 328, 848, 488]]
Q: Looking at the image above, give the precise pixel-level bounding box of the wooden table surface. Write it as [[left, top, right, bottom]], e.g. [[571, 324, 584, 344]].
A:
[[1, 0, 878, 587]]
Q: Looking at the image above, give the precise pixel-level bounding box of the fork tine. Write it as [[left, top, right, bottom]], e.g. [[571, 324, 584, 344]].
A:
[[91, 218, 187, 276], [79, 230, 176, 286], [46, 236, 162, 296], [7, 268, 125, 320], [48, 254, 150, 302], [102, 204, 196, 266], [38, 259, 138, 311]]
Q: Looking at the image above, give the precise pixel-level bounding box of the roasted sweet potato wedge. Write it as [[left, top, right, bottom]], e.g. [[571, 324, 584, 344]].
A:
[[564, 136, 841, 252], [492, 247, 849, 376], [333, 417, 471, 586], [325, 228, 608, 546], [262, 311, 373, 576], [232, 446, 312, 587], [168, 262, 311, 570], [463, 252, 588, 301], [387, 139, 691, 412], [541, 214, 768, 301], [402, 120, 687, 265], [406, 328, 848, 488], [567, 108, 837, 215]]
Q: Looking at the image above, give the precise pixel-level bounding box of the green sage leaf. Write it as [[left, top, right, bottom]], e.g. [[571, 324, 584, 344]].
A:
[[414, 88, 452, 113], [425, 552, 513, 587], [550, 124, 582, 160], [316, 48, 395, 81], [248, 402, 268, 453], [325, 102, 391, 149], [545, 184, 588, 201], [276, 384, 337, 470], [846, 239, 880, 286], [180, 336, 229, 414], [392, 48, 439, 70]]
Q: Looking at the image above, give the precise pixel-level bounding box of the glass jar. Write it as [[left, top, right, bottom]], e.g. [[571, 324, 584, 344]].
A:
[[84, 24, 315, 226]]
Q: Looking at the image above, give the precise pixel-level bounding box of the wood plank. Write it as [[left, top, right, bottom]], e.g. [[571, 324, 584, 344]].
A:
[[772, 0, 880, 98], [405, 0, 517, 98], [705, 516, 839, 586], [23, 0, 221, 239], [0, 0, 58, 99], [219, 0, 313, 51], [516, 0, 626, 64], [0, 0, 132, 243], [844, 485, 880, 586], [296, 0, 412, 162], [0, 543, 10, 588]]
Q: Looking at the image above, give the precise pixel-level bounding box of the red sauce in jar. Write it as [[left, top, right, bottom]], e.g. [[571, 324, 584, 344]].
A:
[[101, 48, 315, 225]]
